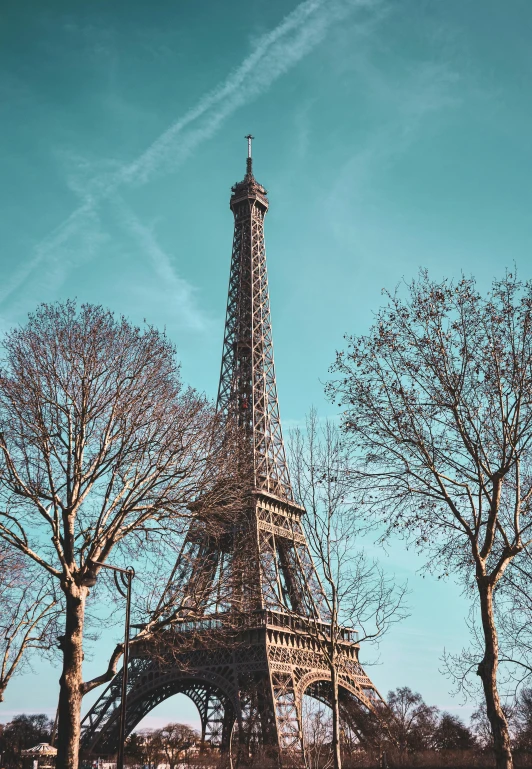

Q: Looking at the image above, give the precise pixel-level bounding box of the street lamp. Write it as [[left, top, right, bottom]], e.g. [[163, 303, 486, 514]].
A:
[[83, 560, 135, 769]]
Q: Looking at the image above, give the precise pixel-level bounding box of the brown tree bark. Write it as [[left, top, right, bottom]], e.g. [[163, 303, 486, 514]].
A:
[[56, 586, 87, 769], [330, 660, 342, 769], [477, 580, 513, 769]]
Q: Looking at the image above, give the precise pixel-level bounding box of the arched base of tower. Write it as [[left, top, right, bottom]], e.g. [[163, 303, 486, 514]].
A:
[[80, 613, 386, 768]]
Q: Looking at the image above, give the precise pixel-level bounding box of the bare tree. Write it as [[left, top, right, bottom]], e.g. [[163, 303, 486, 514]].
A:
[[0, 301, 221, 769], [441, 551, 532, 722], [0, 713, 54, 769], [126, 728, 165, 768], [512, 687, 532, 754], [156, 722, 199, 766], [84, 420, 252, 699], [432, 712, 477, 752], [302, 696, 334, 769], [470, 702, 513, 751], [329, 271, 532, 769], [125, 723, 200, 768], [279, 410, 408, 769], [492, 548, 532, 695], [0, 546, 61, 701], [386, 687, 438, 763]]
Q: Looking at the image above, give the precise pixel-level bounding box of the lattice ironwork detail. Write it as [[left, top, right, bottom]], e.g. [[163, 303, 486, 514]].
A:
[[216, 149, 292, 501], [80, 142, 386, 768]]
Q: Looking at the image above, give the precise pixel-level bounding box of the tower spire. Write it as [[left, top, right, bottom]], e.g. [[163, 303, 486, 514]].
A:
[[245, 133, 254, 176]]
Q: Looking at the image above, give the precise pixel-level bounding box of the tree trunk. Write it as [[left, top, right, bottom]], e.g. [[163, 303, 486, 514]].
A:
[[331, 662, 342, 769], [56, 585, 87, 769], [477, 580, 513, 769]]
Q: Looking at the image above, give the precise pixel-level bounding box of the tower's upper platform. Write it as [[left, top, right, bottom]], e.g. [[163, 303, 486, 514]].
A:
[[230, 135, 269, 211]]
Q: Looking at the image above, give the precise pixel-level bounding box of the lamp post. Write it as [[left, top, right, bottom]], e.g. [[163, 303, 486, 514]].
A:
[[83, 561, 135, 769]]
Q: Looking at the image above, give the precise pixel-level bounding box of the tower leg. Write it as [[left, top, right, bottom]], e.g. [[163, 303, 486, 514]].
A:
[[204, 688, 227, 749], [237, 675, 279, 767], [271, 671, 304, 768], [193, 687, 210, 753]]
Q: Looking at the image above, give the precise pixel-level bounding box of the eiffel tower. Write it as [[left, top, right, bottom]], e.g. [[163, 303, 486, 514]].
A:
[[80, 138, 385, 767]]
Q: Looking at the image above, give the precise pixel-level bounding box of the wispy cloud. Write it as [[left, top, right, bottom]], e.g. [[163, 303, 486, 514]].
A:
[[292, 99, 316, 161], [325, 54, 461, 245], [3, 0, 381, 313], [118, 0, 380, 187], [111, 196, 213, 332]]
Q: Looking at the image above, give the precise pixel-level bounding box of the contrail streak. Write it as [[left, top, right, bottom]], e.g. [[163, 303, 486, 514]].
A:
[[2, 0, 379, 307]]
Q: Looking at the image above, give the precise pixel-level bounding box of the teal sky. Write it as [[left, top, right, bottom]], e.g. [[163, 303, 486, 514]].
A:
[[1, 0, 531, 731]]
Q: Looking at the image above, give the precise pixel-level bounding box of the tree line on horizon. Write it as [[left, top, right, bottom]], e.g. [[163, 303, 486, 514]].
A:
[[1, 272, 532, 769], [4, 685, 532, 768]]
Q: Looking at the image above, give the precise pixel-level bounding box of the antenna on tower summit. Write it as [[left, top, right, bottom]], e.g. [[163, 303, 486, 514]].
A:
[[245, 134, 254, 175]]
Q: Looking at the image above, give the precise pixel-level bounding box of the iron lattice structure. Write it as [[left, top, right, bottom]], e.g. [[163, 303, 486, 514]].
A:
[[80, 140, 385, 767], [217, 142, 291, 501]]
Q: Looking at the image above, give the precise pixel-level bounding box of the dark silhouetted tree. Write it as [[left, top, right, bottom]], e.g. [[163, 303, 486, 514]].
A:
[[387, 686, 438, 760], [0, 714, 53, 769], [432, 712, 476, 751], [513, 688, 532, 754]]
